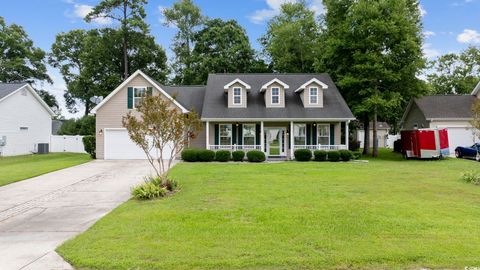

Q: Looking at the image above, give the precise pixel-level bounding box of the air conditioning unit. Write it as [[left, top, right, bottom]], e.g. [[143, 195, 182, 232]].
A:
[[0, 136, 6, 146], [37, 143, 49, 154]]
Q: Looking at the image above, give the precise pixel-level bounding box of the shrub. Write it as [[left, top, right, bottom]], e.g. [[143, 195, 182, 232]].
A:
[[348, 139, 361, 151], [198, 149, 215, 162], [150, 176, 178, 192], [339, 150, 353, 161], [461, 171, 480, 185], [327, 151, 340, 162], [393, 139, 402, 153], [314, 150, 327, 161], [232, 150, 245, 161], [215, 150, 231, 162], [294, 149, 312, 161], [352, 151, 362, 160], [181, 148, 198, 162], [82, 135, 96, 159], [131, 182, 167, 200], [247, 150, 266, 162]]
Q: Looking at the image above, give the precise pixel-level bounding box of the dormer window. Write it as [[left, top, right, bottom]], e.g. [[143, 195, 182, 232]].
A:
[[233, 87, 242, 105], [271, 87, 280, 104], [309, 87, 318, 104]]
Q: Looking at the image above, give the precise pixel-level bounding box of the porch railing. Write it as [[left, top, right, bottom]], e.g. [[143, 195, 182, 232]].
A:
[[293, 145, 348, 151], [209, 145, 262, 151]]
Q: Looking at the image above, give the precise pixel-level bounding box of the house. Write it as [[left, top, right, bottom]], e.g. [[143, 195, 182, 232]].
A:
[[0, 83, 54, 156], [91, 70, 355, 160], [355, 122, 390, 148], [400, 90, 480, 155]]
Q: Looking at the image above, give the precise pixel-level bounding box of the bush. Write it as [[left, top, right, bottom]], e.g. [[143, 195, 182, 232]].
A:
[[339, 150, 353, 161], [181, 148, 198, 162], [59, 115, 95, 135], [294, 149, 312, 161], [393, 139, 402, 153], [327, 151, 340, 162], [461, 171, 480, 185], [349, 139, 361, 151], [131, 182, 167, 200], [232, 150, 245, 162], [314, 150, 327, 161], [247, 150, 266, 162], [198, 149, 215, 162], [150, 176, 178, 192], [352, 151, 362, 160], [82, 135, 96, 159], [215, 150, 231, 162]]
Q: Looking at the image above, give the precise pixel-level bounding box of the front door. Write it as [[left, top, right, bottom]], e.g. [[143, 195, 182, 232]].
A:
[[265, 127, 286, 156]]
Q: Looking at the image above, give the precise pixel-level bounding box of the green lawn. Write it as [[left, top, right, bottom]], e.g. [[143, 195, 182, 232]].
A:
[[58, 150, 480, 269], [0, 153, 91, 187]]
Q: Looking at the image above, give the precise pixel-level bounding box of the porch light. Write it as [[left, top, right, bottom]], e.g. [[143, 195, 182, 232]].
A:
[[99, 129, 103, 135], [313, 123, 316, 126], [235, 122, 239, 127]]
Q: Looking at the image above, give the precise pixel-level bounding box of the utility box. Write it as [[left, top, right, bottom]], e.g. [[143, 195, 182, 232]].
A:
[[37, 143, 49, 154]]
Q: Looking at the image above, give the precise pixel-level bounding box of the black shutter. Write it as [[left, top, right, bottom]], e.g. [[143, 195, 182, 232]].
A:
[[281, 130, 285, 153], [306, 124, 311, 146], [255, 124, 261, 145], [341, 122, 346, 144], [312, 124, 317, 145], [238, 124, 243, 145], [232, 124, 237, 145], [214, 124, 219, 145], [330, 124, 335, 145], [127, 87, 133, 109]]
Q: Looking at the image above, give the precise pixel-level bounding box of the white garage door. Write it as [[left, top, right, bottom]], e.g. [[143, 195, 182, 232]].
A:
[[104, 129, 173, 160], [447, 127, 477, 156]]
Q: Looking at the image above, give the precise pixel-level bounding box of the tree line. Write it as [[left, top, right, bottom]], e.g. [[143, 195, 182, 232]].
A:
[[1, 0, 480, 157]]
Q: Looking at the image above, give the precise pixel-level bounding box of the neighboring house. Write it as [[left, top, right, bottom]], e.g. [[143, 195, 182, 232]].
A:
[[91, 70, 355, 160], [0, 83, 54, 156], [401, 91, 480, 155], [356, 122, 390, 148]]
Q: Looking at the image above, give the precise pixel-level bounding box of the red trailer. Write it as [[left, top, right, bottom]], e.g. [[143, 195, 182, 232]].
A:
[[401, 128, 449, 159]]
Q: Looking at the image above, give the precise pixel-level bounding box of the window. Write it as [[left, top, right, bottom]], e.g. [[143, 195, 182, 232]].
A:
[[133, 87, 147, 108], [309, 87, 318, 104], [233, 87, 242, 105], [219, 124, 232, 145], [317, 124, 330, 145], [271, 87, 280, 104], [293, 124, 306, 146], [243, 124, 256, 145]]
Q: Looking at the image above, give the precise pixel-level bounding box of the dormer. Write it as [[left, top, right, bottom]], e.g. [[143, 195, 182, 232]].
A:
[[295, 78, 328, 108], [261, 78, 289, 108], [224, 78, 250, 108]]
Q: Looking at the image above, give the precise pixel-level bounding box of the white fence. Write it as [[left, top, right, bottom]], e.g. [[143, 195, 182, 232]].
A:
[[51, 135, 86, 153], [293, 145, 348, 151], [386, 134, 400, 149], [209, 145, 262, 151]]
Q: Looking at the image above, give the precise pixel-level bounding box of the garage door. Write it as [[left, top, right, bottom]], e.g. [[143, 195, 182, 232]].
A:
[[447, 127, 476, 156], [104, 129, 173, 160]]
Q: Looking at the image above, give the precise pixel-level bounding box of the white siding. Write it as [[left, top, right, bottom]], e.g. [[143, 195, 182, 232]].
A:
[[0, 89, 52, 156]]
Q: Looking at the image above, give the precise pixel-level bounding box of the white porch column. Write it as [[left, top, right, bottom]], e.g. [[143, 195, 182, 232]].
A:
[[260, 121, 264, 152], [206, 121, 210, 150], [346, 120, 350, 150], [290, 121, 294, 159]]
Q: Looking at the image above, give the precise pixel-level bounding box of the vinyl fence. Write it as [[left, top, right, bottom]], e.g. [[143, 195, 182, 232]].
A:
[[51, 135, 86, 153]]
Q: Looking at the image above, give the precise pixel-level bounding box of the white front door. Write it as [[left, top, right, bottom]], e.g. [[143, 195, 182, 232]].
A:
[[265, 127, 286, 156]]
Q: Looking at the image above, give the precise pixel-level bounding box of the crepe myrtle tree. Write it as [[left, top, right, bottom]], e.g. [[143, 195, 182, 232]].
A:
[[122, 95, 202, 176], [470, 99, 480, 141]]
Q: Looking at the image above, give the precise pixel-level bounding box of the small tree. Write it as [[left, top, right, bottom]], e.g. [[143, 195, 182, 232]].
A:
[[122, 95, 202, 176], [470, 99, 480, 141]]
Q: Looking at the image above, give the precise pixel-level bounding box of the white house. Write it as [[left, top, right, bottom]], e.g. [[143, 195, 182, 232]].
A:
[[0, 83, 54, 156]]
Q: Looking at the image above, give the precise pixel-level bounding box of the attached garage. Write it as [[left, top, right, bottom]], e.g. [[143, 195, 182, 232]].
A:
[[445, 126, 476, 155], [104, 129, 173, 160]]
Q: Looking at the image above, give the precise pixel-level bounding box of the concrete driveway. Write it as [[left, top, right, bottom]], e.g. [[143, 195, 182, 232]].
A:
[[0, 160, 160, 270]]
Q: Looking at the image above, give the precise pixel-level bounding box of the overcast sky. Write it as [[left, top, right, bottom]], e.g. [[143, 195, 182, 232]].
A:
[[2, 0, 480, 118]]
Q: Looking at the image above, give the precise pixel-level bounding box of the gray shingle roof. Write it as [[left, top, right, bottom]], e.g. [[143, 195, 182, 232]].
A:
[[0, 83, 27, 100], [201, 74, 354, 120], [414, 95, 476, 119], [163, 85, 206, 114]]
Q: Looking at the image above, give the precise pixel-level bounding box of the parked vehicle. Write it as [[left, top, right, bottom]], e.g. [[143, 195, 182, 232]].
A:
[[401, 129, 449, 159], [455, 143, 480, 161]]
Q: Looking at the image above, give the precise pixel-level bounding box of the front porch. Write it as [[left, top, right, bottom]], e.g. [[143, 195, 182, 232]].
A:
[[205, 121, 349, 160]]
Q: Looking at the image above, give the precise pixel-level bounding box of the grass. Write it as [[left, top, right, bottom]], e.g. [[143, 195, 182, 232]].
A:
[[0, 153, 91, 187], [58, 150, 480, 269]]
